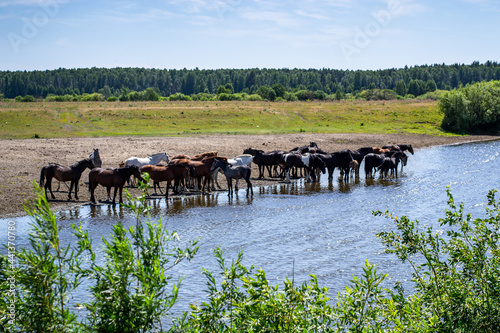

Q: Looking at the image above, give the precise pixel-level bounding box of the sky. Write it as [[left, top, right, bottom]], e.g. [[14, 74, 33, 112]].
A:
[[0, 0, 499, 71]]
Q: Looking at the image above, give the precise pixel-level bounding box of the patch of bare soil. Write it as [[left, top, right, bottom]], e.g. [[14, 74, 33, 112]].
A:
[[0, 133, 497, 218]]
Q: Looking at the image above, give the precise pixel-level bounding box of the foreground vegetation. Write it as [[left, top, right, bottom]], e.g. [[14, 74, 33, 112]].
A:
[[0, 100, 446, 139], [2, 180, 500, 332]]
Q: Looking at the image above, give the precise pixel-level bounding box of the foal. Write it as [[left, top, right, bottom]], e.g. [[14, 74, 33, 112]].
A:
[[210, 159, 253, 197]]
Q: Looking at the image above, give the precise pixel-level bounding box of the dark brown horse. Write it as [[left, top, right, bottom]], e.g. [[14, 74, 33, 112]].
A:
[[89, 165, 143, 204], [140, 164, 195, 198], [169, 156, 224, 193], [40, 158, 95, 200]]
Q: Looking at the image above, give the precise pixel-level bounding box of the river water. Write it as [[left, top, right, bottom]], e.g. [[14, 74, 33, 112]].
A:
[[2, 139, 500, 320]]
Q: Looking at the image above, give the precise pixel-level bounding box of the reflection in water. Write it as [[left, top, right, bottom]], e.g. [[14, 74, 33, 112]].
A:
[[88, 204, 125, 220]]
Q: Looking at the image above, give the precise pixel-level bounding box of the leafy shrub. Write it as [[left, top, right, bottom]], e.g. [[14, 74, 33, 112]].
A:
[[1, 180, 198, 332], [106, 96, 118, 102], [376, 187, 500, 332], [15, 95, 36, 102], [217, 93, 243, 101], [191, 93, 215, 101], [245, 94, 262, 101], [80, 93, 105, 101], [314, 90, 327, 100], [294, 90, 314, 101], [284, 92, 298, 101], [168, 93, 192, 101], [440, 80, 500, 133]]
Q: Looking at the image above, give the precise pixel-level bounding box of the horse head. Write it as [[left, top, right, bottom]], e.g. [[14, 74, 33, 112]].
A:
[[90, 148, 102, 167], [210, 159, 225, 172]]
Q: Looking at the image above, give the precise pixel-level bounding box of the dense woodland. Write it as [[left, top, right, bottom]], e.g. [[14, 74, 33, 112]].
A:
[[1, 61, 500, 99]]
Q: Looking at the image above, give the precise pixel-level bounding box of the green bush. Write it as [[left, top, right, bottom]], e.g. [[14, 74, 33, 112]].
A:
[[80, 93, 105, 101], [294, 90, 314, 101], [143, 87, 159, 101], [245, 94, 262, 101], [376, 187, 500, 332], [217, 93, 243, 101], [168, 93, 192, 101], [14, 95, 36, 102], [106, 96, 118, 102], [191, 93, 215, 101], [440, 80, 500, 133]]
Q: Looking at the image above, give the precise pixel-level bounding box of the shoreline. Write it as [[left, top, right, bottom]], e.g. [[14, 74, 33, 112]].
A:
[[1, 133, 497, 219]]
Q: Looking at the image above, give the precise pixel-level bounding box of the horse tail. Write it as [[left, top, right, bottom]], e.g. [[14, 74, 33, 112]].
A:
[[39, 167, 45, 186]]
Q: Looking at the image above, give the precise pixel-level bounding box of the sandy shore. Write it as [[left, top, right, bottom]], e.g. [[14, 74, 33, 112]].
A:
[[0, 133, 497, 218]]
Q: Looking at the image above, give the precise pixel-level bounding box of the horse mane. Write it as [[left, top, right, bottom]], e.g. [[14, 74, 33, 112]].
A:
[[150, 152, 167, 157], [72, 158, 92, 167]]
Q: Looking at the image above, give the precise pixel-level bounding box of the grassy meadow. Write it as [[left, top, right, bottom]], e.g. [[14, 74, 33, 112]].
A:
[[0, 99, 448, 139]]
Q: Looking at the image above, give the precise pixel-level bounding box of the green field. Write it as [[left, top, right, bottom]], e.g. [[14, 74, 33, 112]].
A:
[[0, 100, 449, 139]]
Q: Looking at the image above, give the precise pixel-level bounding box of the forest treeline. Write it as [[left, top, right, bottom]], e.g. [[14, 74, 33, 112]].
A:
[[1, 61, 500, 99]]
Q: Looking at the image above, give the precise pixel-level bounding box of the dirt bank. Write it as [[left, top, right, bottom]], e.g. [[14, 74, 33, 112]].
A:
[[0, 133, 497, 218]]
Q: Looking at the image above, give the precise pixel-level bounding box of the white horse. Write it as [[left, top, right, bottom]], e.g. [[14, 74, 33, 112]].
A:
[[122, 152, 169, 185], [123, 152, 169, 168], [212, 154, 253, 189]]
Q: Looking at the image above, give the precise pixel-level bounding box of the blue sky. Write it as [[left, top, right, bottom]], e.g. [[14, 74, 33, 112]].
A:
[[1, 0, 499, 71]]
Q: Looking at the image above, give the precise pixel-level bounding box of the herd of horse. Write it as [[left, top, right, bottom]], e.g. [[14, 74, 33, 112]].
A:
[[38, 142, 414, 205]]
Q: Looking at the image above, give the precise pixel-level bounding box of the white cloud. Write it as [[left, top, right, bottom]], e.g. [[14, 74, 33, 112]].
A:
[[379, 0, 427, 17], [295, 9, 331, 20], [241, 9, 303, 28]]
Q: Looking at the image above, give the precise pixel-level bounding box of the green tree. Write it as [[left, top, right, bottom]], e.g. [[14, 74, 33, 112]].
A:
[[395, 80, 407, 96], [335, 88, 343, 100], [143, 87, 159, 101], [271, 83, 286, 98]]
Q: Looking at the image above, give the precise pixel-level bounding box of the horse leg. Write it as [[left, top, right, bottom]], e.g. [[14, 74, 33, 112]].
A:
[[90, 185, 96, 204], [68, 181, 74, 200], [74, 180, 80, 200], [225, 177, 231, 196], [118, 186, 123, 204], [46, 178, 56, 199], [112, 187, 118, 204], [106, 187, 112, 202], [165, 181, 170, 199], [246, 175, 253, 197]]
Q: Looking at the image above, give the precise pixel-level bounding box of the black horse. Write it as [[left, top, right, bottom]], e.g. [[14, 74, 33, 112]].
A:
[[315, 153, 340, 179], [364, 153, 386, 179], [243, 148, 283, 179], [308, 154, 327, 182], [40, 158, 95, 200], [382, 144, 414, 155], [378, 152, 404, 178]]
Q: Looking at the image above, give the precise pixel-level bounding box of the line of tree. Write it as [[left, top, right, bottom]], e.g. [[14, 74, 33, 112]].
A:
[[1, 61, 499, 99]]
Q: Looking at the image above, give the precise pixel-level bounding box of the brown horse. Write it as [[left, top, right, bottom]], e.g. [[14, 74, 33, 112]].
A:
[[170, 151, 218, 161], [169, 156, 224, 193], [140, 164, 195, 198], [40, 158, 95, 200], [89, 165, 143, 204]]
